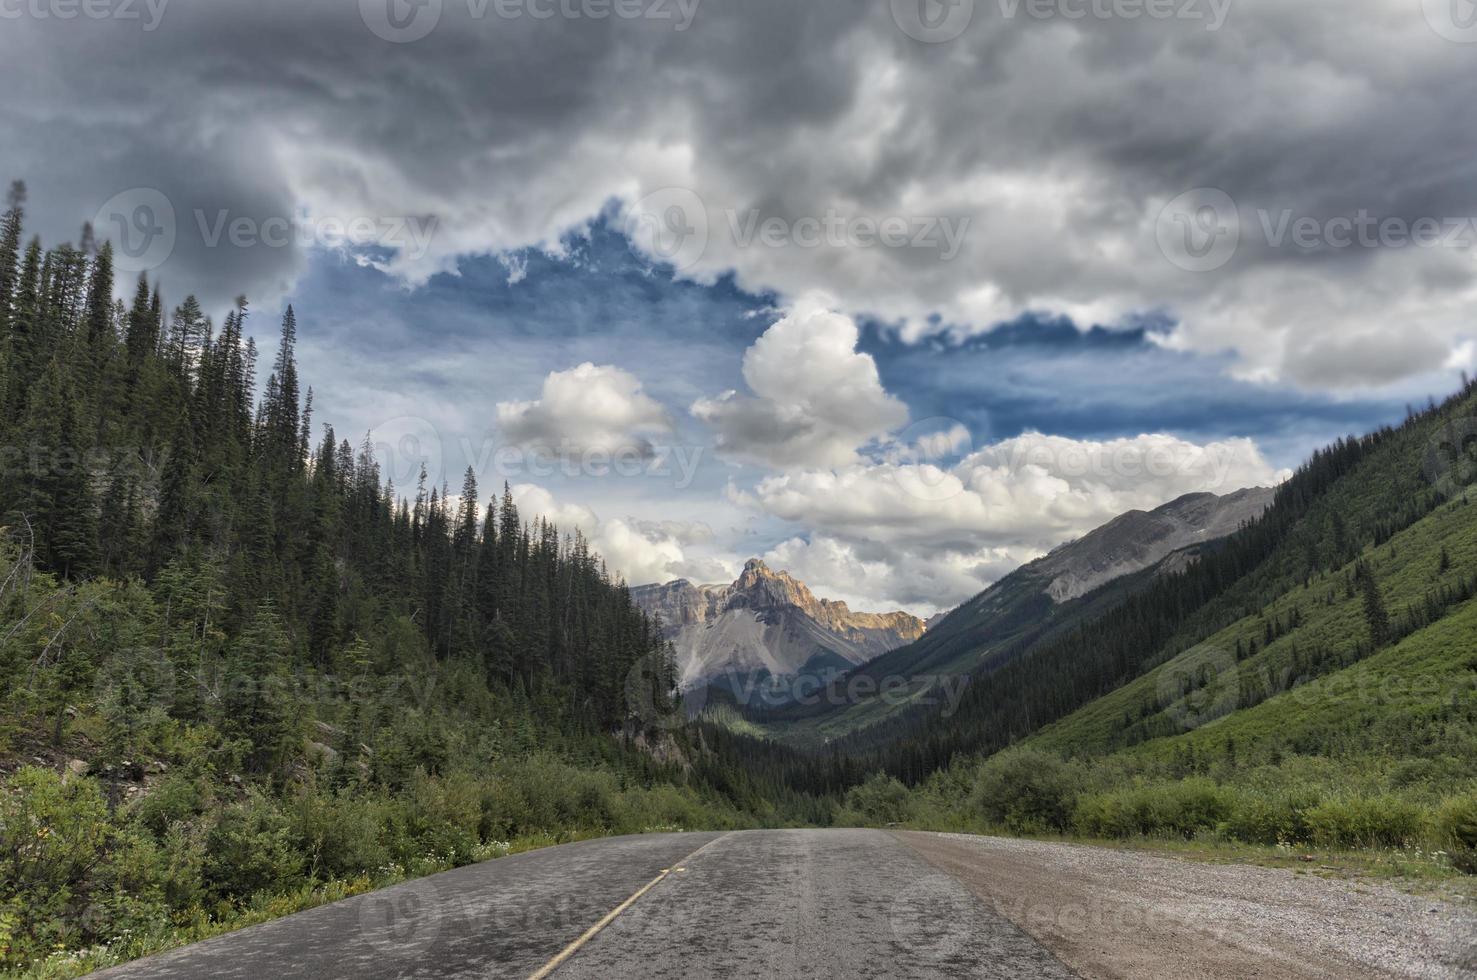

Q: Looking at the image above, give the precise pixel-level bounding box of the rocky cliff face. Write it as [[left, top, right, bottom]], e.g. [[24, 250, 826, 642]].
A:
[[1036, 488, 1276, 602], [631, 560, 925, 690]]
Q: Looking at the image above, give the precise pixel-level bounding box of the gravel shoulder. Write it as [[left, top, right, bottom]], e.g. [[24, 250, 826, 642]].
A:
[[895, 831, 1477, 980]]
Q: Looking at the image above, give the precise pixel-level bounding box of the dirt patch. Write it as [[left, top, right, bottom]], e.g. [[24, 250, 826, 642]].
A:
[[894, 831, 1476, 980]]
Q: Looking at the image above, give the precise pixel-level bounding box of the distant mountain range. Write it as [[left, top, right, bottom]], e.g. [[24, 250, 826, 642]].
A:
[[731, 487, 1276, 745], [631, 559, 926, 691]]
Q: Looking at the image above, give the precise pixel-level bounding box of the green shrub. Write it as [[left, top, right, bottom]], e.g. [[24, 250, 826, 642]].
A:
[[286, 785, 392, 880], [1072, 779, 1232, 840], [0, 767, 112, 967], [1437, 793, 1477, 873], [203, 792, 305, 906], [1222, 792, 1304, 845], [971, 749, 1078, 833], [843, 773, 912, 825], [127, 769, 211, 839], [1304, 796, 1424, 849]]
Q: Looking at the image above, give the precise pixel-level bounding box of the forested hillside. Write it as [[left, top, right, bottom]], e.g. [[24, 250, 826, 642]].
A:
[[835, 380, 1477, 873], [3, 173, 1476, 976], [834, 381, 1477, 782], [0, 183, 794, 975]]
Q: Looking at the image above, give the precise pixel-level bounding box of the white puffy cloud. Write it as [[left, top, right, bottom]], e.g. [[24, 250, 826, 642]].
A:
[[691, 298, 908, 468], [745, 432, 1292, 612], [498, 363, 672, 457], [509, 484, 729, 586]]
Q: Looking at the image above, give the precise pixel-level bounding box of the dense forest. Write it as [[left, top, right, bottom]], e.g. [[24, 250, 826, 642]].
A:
[[2, 176, 1476, 976], [0, 182, 810, 975]]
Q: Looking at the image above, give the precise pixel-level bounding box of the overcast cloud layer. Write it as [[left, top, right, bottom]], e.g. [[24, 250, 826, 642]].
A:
[[2, 0, 1466, 612], [5, 0, 1476, 389]]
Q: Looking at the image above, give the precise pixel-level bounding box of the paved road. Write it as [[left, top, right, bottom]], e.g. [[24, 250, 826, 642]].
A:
[[94, 829, 1474, 979], [95, 829, 1073, 979]]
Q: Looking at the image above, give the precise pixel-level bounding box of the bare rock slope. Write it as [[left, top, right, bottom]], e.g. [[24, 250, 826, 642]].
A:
[[632, 560, 925, 690]]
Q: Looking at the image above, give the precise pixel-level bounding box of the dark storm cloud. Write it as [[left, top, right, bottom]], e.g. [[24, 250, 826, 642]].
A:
[[2, 0, 1474, 387]]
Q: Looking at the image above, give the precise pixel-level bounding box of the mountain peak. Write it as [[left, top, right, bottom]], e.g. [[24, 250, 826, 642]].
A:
[[631, 562, 926, 689]]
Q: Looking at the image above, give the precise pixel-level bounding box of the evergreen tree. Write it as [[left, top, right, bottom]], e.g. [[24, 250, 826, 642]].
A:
[[1357, 562, 1391, 647]]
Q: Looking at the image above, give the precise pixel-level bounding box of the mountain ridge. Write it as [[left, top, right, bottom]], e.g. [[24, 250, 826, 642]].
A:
[[733, 486, 1277, 745], [632, 559, 925, 690]]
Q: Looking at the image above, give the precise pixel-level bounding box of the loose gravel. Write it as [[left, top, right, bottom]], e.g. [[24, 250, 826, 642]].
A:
[[898, 832, 1477, 980]]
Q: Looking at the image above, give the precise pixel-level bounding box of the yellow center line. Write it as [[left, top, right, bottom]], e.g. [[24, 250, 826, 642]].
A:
[[525, 834, 729, 980]]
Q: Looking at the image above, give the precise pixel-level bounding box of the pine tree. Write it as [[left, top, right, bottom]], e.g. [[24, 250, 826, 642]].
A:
[[0, 180, 24, 344], [1357, 562, 1391, 647]]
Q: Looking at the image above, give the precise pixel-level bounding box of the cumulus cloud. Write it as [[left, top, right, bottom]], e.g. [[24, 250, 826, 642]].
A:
[[5, 1, 1473, 388], [745, 432, 1291, 611], [498, 363, 672, 457], [691, 298, 908, 468], [509, 484, 728, 585]]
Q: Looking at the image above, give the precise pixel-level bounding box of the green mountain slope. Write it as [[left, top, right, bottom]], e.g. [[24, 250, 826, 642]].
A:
[[871, 386, 1477, 866], [828, 382, 1477, 783], [731, 490, 1273, 748]]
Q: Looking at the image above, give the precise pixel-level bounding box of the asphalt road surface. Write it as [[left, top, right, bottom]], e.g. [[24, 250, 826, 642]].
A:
[[95, 829, 1474, 979]]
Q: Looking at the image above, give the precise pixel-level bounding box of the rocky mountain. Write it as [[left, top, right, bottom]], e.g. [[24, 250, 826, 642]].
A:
[[750, 487, 1276, 745], [632, 560, 926, 690], [1036, 488, 1277, 602]]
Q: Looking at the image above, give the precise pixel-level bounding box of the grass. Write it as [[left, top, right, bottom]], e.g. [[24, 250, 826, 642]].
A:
[[11, 826, 620, 980]]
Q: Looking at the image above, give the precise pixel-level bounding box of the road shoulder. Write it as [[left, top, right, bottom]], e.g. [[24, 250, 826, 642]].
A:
[[893, 830, 1476, 980]]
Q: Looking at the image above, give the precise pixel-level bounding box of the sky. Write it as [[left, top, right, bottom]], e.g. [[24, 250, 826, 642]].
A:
[[2, 0, 1474, 615]]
